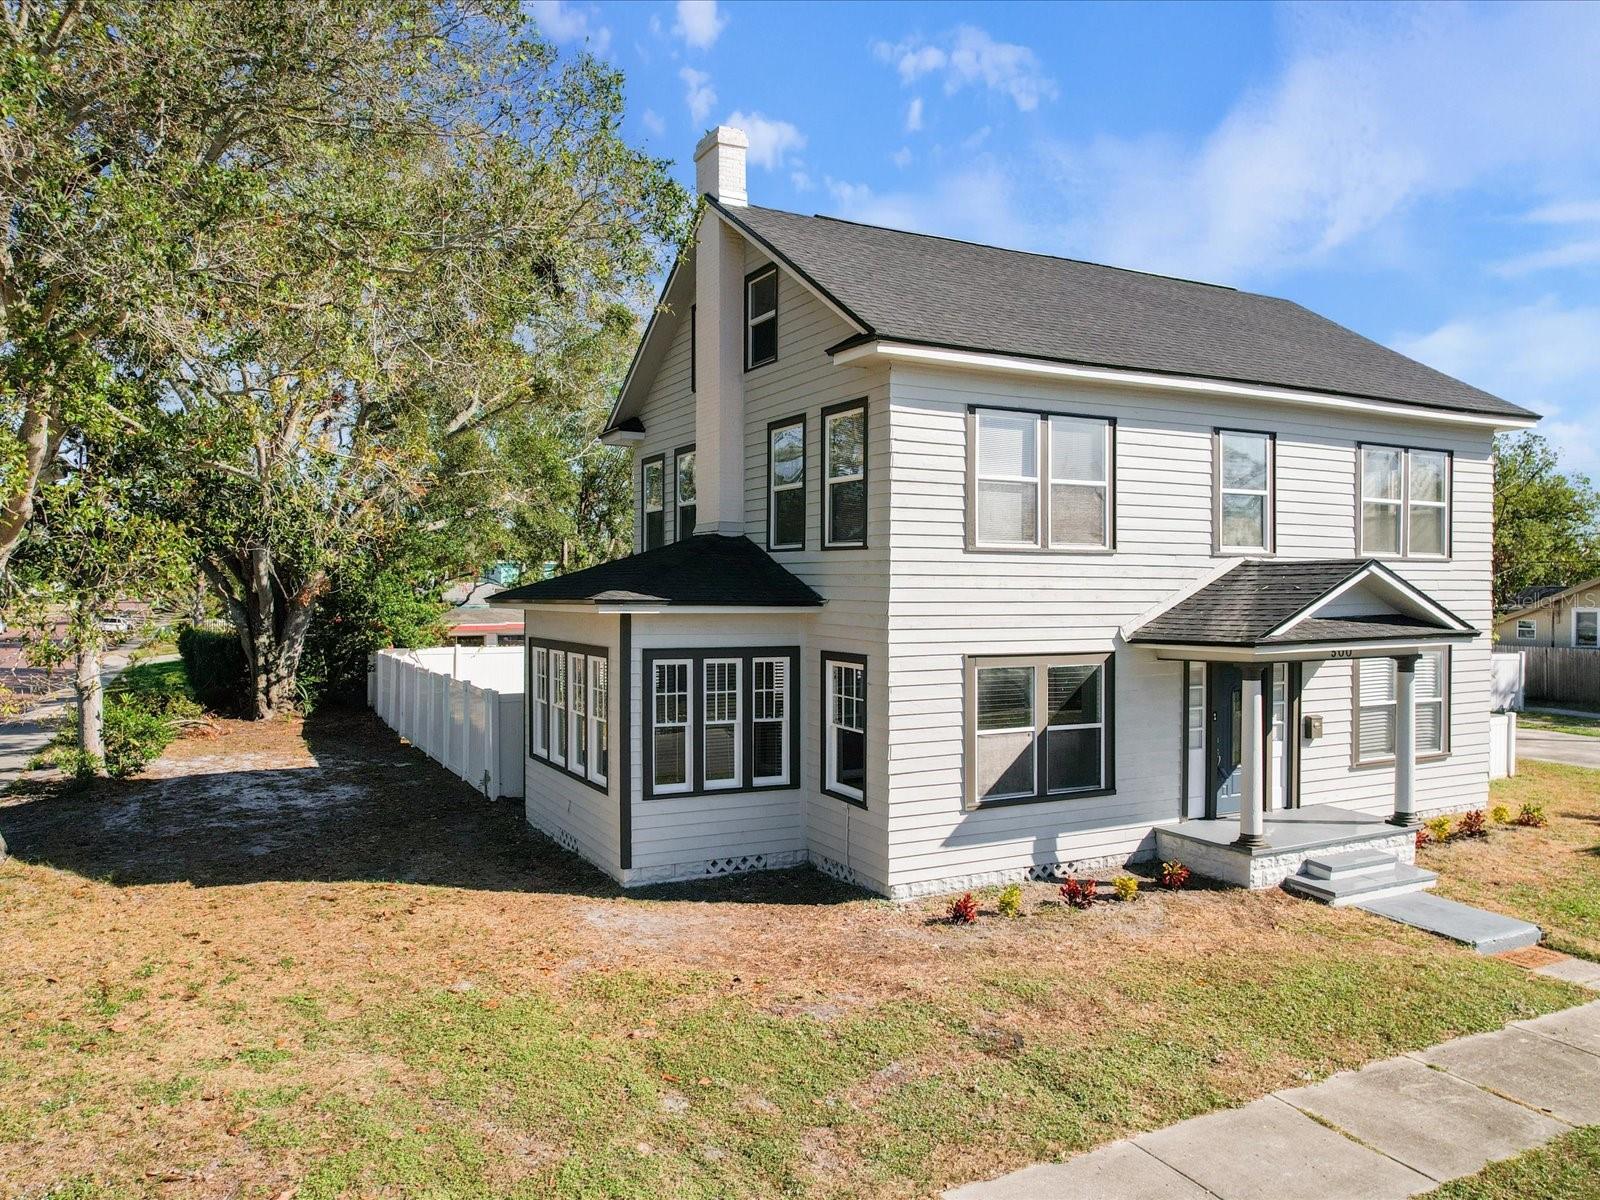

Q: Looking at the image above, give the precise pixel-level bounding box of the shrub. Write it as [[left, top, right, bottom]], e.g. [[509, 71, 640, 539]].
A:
[[42, 662, 198, 780], [1060, 876, 1097, 909], [177, 626, 249, 714], [1515, 803, 1548, 828], [1490, 803, 1513, 825], [1159, 860, 1191, 890], [1458, 809, 1488, 838], [996, 882, 1024, 918], [1415, 827, 1430, 850], [1425, 815, 1455, 843], [1112, 875, 1139, 902], [948, 892, 978, 925]]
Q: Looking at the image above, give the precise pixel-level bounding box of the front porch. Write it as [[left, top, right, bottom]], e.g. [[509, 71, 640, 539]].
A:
[[1155, 803, 1420, 890]]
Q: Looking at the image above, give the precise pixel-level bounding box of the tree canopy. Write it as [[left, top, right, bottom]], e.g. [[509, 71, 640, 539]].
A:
[[1493, 432, 1600, 610]]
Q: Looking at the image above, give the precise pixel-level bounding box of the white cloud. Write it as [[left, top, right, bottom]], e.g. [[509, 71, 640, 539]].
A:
[[641, 108, 666, 137], [1525, 200, 1600, 225], [905, 97, 924, 133], [527, 0, 611, 53], [873, 25, 1056, 111], [1493, 199, 1600, 277], [679, 67, 716, 124], [961, 125, 992, 151], [790, 170, 814, 192], [891, 147, 912, 169], [724, 110, 806, 169], [674, 0, 726, 50]]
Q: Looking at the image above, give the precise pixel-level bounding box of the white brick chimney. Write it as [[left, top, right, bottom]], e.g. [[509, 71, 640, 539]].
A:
[[692, 126, 749, 535]]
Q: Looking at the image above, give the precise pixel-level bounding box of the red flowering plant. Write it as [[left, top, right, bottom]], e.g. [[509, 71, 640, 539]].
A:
[[948, 892, 979, 925], [1159, 860, 1192, 890], [1060, 876, 1097, 910], [1458, 809, 1488, 838]]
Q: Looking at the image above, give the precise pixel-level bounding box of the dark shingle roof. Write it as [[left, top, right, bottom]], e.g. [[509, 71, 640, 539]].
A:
[[489, 535, 823, 608], [1129, 560, 1467, 647], [717, 202, 1534, 421]]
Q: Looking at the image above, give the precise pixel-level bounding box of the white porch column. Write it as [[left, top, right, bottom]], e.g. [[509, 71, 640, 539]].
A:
[[1389, 653, 1420, 826], [1234, 664, 1269, 849]]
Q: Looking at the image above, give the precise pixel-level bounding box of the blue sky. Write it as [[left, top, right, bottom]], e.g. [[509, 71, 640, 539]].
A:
[[533, 1, 1600, 473]]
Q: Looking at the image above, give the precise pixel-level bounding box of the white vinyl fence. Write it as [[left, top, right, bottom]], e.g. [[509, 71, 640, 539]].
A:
[[1489, 650, 1526, 712], [1489, 711, 1517, 781], [369, 647, 525, 800]]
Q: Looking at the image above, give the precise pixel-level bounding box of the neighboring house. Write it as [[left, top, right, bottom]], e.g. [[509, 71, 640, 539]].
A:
[[1493, 577, 1600, 648], [442, 580, 525, 647], [491, 126, 1538, 899]]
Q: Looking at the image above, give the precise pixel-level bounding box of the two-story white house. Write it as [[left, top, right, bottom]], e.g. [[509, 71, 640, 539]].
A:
[[491, 126, 1539, 900]]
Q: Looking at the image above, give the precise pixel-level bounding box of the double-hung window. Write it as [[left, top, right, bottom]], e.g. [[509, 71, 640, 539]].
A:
[[642, 456, 665, 551], [746, 265, 777, 368], [645, 648, 799, 797], [1360, 446, 1450, 557], [527, 641, 608, 788], [1577, 609, 1599, 648], [823, 401, 867, 547], [1516, 619, 1536, 641], [1356, 651, 1448, 764], [652, 659, 692, 794], [675, 446, 697, 540], [971, 408, 1113, 550], [824, 656, 866, 803], [966, 655, 1112, 806], [768, 417, 806, 550], [1216, 430, 1274, 552]]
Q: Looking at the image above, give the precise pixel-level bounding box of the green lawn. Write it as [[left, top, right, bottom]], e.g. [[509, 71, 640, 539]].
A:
[[1518, 708, 1600, 737], [1422, 1126, 1600, 1199]]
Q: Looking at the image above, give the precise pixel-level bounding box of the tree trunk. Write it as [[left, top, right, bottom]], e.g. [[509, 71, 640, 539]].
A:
[[76, 630, 105, 772], [0, 399, 58, 578]]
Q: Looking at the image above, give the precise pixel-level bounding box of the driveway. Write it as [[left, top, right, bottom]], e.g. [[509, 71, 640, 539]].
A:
[[1518, 726, 1600, 769]]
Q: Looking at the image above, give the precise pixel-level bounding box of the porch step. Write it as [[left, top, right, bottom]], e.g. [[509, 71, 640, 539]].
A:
[[1355, 892, 1543, 955], [1282, 855, 1436, 906]]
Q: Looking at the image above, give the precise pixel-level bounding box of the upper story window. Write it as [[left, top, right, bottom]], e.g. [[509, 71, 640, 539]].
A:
[[1516, 619, 1536, 641], [675, 446, 696, 540], [768, 416, 806, 550], [642, 456, 665, 551], [1359, 446, 1450, 558], [1216, 430, 1274, 553], [1356, 651, 1447, 764], [971, 407, 1113, 552], [824, 400, 867, 548], [746, 265, 777, 369], [967, 654, 1113, 807]]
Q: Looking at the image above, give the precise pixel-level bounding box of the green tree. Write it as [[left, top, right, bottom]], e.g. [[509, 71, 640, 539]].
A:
[[1493, 432, 1600, 610]]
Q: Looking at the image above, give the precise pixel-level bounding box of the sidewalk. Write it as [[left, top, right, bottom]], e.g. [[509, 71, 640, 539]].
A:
[[948, 989, 1600, 1200]]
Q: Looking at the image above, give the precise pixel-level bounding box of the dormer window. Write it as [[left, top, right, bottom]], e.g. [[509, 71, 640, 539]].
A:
[[746, 265, 777, 369]]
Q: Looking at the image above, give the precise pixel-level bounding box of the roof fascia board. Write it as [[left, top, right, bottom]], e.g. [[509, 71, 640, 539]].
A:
[[592, 603, 823, 615], [1145, 633, 1477, 662], [705, 198, 872, 338], [835, 340, 1539, 432], [599, 428, 646, 447]]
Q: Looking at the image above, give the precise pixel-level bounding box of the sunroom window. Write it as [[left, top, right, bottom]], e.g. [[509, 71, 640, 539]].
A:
[[527, 641, 608, 789], [652, 660, 691, 793], [644, 649, 799, 798], [703, 659, 742, 789]]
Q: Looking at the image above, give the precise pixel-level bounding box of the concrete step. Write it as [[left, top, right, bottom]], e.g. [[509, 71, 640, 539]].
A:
[[1356, 892, 1542, 955], [1282, 858, 1437, 906], [1300, 849, 1404, 881]]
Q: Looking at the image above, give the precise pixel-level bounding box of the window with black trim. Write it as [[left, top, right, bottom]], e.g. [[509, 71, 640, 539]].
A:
[[1216, 430, 1274, 552], [965, 654, 1113, 807], [746, 265, 777, 368], [971, 407, 1113, 551], [642, 456, 665, 550], [528, 640, 609, 789], [1355, 650, 1448, 764], [689, 304, 696, 392], [1359, 446, 1450, 558], [823, 655, 866, 803], [675, 445, 696, 540], [769, 416, 805, 550], [644, 647, 801, 799], [824, 401, 866, 548]]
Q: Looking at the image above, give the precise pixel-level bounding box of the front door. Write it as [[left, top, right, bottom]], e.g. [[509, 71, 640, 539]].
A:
[[1208, 664, 1244, 817]]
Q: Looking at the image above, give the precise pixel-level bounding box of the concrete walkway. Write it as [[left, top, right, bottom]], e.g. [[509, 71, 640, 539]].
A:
[[947, 993, 1600, 1200], [1518, 725, 1600, 768]]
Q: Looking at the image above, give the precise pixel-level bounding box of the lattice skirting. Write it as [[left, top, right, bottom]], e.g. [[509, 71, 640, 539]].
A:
[[810, 852, 871, 890], [622, 849, 808, 888]]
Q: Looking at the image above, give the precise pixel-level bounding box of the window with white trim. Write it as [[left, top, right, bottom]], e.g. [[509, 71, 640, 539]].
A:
[[769, 417, 805, 550], [966, 655, 1111, 806], [530, 648, 549, 757], [1360, 446, 1450, 558], [569, 654, 587, 774], [675, 447, 696, 540], [825, 657, 866, 802], [1356, 651, 1447, 763], [588, 657, 608, 785], [746, 266, 777, 368], [652, 659, 691, 793], [1217, 430, 1273, 552], [752, 657, 790, 786], [1577, 609, 1599, 648], [703, 659, 742, 789], [971, 408, 1113, 550], [642, 456, 665, 550], [1516, 619, 1536, 641], [550, 652, 568, 768], [824, 402, 866, 547]]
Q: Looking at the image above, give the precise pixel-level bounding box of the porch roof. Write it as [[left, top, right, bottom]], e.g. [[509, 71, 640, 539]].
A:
[[1128, 558, 1476, 652], [488, 535, 825, 610]]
